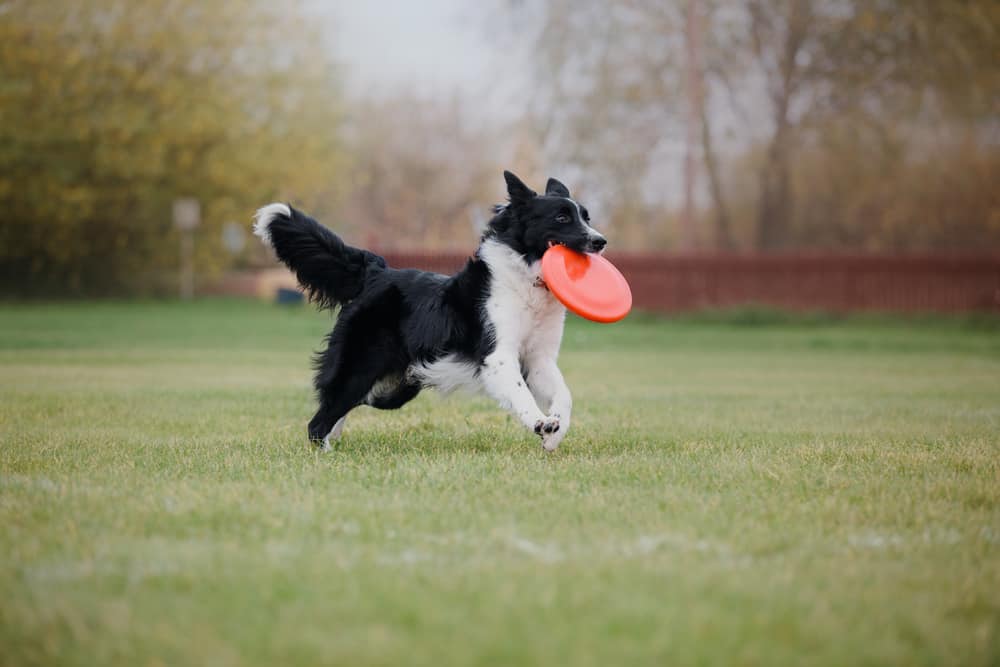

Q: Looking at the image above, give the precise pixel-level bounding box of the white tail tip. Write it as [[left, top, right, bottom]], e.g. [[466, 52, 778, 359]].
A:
[[253, 203, 291, 246]]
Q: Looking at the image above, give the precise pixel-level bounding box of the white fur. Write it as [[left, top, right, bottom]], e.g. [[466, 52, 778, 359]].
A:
[[365, 374, 404, 403], [409, 355, 479, 395], [477, 240, 571, 450], [320, 416, 346, 452], [252, 203, 291, 246]]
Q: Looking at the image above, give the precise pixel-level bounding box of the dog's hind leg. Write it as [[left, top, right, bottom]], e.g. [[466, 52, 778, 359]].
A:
[[308, 378, 369, 450], [308, 404, 340, 450], [311, 374, 418, 450], [309, 350, 404, 450], [308, 286, 406, 450]]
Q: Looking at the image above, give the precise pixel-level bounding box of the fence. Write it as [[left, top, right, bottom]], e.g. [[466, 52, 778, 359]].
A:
[[380, 251, 1000, 313], [215, 253, 1000, 313]]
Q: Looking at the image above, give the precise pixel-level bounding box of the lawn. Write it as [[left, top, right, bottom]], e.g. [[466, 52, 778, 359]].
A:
[[1, 300, 998, 666]]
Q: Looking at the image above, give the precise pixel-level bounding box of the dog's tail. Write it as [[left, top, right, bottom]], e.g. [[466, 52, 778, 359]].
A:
[[253, 203, 386, 309]]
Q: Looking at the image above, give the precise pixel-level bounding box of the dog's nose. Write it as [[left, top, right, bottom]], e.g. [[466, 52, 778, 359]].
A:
[[589, 236, 607, 252]]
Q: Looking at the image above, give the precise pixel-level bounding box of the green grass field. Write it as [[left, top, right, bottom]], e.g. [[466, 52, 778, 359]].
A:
[[1, 300, 998, 666]]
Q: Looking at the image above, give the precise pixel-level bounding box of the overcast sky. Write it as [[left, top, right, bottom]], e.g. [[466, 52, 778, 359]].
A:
[[311, 1, 499, 97], [303, 1, 733, 208]]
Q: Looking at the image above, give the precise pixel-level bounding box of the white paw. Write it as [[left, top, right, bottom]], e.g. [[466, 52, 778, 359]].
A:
[[318, 417, 346, 452], [533, 415, 566, 451], [331, 416, 346, 439], [541, 429, 566, 452]]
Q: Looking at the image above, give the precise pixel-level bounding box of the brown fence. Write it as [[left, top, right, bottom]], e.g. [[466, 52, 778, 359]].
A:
[[380, 251, 1000, 313], [216, 252, 1000, 313]]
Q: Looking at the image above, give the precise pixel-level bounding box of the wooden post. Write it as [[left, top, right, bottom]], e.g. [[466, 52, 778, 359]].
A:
[[173, 198, 200, 300]]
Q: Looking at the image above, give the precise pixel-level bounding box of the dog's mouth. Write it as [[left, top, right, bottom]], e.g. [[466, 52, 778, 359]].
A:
[[548, 239, 605, 255]]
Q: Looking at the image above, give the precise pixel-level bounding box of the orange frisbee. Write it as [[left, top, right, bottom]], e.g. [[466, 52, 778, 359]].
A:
[[541, 245, 632, 323]]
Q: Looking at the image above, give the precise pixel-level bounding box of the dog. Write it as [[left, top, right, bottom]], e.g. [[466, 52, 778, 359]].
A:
[[253, 170, 607, 451]]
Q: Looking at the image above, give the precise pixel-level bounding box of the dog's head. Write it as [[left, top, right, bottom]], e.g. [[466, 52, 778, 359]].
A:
[[486, 170, 607, 263]]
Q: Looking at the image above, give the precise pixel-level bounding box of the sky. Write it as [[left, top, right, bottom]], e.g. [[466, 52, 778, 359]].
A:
[[310, 1, 499, 97], [302, 1, 733, 208]]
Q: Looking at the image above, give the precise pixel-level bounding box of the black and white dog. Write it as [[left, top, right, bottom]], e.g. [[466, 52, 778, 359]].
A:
[[253, 171, 607, 451]]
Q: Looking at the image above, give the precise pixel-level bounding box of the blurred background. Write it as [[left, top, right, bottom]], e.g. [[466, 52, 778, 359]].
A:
[[1, 0, 997, 310]]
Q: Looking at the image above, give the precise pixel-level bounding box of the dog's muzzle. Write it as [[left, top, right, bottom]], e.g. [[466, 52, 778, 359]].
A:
[[587, 235, 607, 254]]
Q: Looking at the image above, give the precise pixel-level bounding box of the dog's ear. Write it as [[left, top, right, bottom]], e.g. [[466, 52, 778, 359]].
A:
[[545, 177, 570, 198], [504, 170, 536, 204]]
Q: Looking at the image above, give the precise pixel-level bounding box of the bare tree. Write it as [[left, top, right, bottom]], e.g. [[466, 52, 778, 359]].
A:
[[340, 94, 503, 251], [498, 0, 1000, 252], [747, 0, 814, 250]]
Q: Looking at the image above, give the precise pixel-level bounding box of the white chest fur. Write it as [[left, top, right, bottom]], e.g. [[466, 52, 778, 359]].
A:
[[476, 239, 572, 450], [478, 240, 566, 362]]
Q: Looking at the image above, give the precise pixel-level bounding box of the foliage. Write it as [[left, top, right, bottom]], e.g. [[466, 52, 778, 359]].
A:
[[0, 0, 346, 296], [1, 300, 999, 664], [788, 121, 1000, 250]]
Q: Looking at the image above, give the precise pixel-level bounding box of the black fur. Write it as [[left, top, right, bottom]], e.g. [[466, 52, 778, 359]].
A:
[[487, 171, 605, 262], [265, 208, 386, 309], [258, 171, 606, 445]]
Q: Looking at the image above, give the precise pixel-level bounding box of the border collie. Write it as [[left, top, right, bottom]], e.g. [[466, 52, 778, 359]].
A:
[[253, 171, 607, 452]]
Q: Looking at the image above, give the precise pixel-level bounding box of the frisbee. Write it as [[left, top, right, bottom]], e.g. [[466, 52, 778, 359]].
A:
[[541, 245, 632, 323]]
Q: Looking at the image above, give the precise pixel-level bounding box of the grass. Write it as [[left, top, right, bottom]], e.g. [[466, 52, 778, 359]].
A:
[[1, 300, 998, 666]]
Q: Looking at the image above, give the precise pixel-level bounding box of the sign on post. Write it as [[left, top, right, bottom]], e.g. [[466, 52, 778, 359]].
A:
[[173, 199, 201, 232], [221, 221, 246, 255]]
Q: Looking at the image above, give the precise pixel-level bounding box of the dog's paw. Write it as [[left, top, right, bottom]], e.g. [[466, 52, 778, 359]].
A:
[[534, 416, 560, 435], [534, 415, 565, 451], [307, 434, 330, 452]]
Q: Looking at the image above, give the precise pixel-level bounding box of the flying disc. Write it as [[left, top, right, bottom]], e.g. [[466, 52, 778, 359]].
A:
[[541, 245, 632, 323]]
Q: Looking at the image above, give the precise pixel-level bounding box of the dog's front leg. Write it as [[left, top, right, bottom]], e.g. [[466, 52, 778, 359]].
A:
[[480, 351, 559, 446], [526, 359, 572, 451]]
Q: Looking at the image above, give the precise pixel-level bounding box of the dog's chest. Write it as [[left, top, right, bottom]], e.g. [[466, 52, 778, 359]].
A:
[[480, 242, 565, 355]]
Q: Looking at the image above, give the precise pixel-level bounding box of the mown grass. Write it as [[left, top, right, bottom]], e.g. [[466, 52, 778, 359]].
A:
[[1, 300, 998, 666]]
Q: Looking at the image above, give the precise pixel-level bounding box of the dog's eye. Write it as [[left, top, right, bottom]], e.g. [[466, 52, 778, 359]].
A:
[[580, 207, 590, 222], [555, 214, 571, 224]]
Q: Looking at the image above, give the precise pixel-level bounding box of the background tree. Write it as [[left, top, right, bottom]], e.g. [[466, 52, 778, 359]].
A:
[[0, 0, 346, 296], [338, 94, 503, 251], [504, 0, 999, 252], [760, 0, 1000, 250]]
